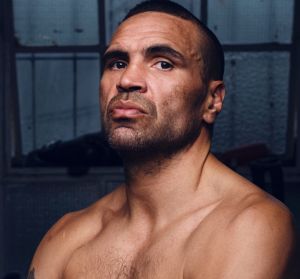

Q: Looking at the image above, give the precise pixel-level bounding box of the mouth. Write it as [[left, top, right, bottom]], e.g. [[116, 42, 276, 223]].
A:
[[109, 100, 147, 119]]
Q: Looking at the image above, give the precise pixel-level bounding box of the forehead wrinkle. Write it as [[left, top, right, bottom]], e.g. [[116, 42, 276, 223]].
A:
[[145, 44, 185, 61], [106, 42, 184, 61], [110, 12, 205, 74], [113, 13, 199, 45]]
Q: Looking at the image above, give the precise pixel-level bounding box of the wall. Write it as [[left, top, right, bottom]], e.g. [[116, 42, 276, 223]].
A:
[[0, 0, 6, 274], [3, 169, 124, 277]]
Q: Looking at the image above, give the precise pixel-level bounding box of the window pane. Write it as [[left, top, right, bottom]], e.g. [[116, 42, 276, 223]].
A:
[[35, 55, 74, 148], [16, 53, 100, 155], [105, 0, 145, 43], [208, 0, 294, 44], [170, 0, 201, 17], [17, 55, 34, 153], [13, 0, 99, 46], [105, 0, 201, 43], [212, 52, 290, 155], [76, 55, 101, 136]]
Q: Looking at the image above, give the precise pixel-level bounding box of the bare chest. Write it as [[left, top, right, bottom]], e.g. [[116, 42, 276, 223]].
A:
[[61, 202, 228, 279], [63, 247, 184, 279], [62, 234, 186, 279]]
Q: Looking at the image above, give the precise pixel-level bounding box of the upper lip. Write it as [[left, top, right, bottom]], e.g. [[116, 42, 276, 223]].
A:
[[109, 100, 147, 114]]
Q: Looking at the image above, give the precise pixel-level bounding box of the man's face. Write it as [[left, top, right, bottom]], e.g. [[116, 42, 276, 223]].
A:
[[100, 12, 207, 155]]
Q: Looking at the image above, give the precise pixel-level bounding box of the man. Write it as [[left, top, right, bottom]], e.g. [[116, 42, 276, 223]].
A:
[[29, 1, 294, 278]]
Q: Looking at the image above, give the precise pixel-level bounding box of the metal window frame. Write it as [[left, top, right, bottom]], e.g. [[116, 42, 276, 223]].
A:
[[2, 0, 106, 177], [2, 0, 21, 178], [290, 0, 300, 167], [1, 0, 299, 177], [202, 0, 296, 164], [0, 0, 5, 274]]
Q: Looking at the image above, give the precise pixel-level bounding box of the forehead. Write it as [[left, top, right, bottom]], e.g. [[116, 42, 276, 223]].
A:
[[108, 12, 201, 55]]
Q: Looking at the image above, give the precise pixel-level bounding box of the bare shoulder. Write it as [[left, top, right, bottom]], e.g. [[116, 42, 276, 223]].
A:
[[228, 190, 295, 252], [221, 165, 295, 268], [29, 185, 125, 278], [219, 191, 295, 278], [190, 161, 295, 279], [211, 156, 294, 238], [224, 168, 295, 245]]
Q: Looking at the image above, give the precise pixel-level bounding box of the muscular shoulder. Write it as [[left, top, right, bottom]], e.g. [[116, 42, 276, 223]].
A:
[[213, 162, 294, 243], [222, 195, 294, 278], [224, 173, 295, 246], [188, 189, 295, 279], [228, 193, 294, 251], [231, 192, 293, 231], [29, 187, 123, 278]]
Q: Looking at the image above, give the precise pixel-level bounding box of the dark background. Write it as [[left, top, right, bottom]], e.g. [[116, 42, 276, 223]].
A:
[[0, 0, 300, 278]]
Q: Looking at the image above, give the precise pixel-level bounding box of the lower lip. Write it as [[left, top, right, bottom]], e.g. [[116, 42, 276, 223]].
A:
[[111, 108, 146, 118]]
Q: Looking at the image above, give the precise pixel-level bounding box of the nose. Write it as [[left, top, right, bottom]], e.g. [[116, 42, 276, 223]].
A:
[[116, 64, 147, 94]]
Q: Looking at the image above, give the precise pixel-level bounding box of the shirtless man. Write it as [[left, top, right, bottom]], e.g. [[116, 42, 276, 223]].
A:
[[28, 1, 294, 278]]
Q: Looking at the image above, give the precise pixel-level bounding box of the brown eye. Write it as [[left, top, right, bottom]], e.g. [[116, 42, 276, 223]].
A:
[[155, 61, 174, 70], [110, 61, 127, 69]]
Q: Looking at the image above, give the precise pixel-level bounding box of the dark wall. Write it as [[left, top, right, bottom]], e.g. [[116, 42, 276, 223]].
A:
[[3, 171, 124, 277]]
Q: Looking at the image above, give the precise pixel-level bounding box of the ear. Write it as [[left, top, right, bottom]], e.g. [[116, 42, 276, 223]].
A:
[[202, 80, 225, 124]]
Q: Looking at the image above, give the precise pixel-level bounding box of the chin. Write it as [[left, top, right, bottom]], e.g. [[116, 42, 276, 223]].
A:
[[106, 127, 144, 152], [104, 118, 202, 156]]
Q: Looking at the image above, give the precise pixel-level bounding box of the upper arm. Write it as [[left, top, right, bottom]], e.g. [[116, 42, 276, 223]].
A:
[[28, 212, 80, 278], [220, 203, 295, 279], [28, 204, 104, 278]]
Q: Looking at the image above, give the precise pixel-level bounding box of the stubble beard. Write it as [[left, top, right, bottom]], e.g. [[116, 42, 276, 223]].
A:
[[105, 119, 199, 157], [102, 96, 202, 163]]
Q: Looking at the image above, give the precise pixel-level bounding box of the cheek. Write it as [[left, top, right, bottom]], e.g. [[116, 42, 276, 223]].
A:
[[99, 75, 116, 114], [159, 83, 205, 123], [178, 79, 207, 115], [99, 85, 107, 116], [155, 88, 188, 123]]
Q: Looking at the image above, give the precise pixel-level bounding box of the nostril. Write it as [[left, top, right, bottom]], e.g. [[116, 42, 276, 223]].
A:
[[116, 85, 126, 93], [129, 86, 142, 92], [117, 85, 142, 93]]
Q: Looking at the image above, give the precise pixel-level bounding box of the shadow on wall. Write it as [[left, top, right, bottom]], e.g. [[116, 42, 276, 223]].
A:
[[3, 272, 21, 279], [12, 132, 123, 175]]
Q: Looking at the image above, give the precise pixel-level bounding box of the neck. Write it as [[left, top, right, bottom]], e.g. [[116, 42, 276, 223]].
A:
[[121, 129, 217, 229]]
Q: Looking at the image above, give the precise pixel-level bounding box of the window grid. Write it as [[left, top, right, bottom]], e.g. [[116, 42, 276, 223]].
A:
[[9, 0, 297, 167]]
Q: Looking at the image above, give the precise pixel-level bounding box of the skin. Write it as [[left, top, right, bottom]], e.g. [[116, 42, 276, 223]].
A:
[[28, 12, 294, 279]]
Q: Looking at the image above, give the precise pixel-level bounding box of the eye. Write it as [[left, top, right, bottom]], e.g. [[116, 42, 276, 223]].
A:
[[155, 61, 174, 70], [109, 61, 127, 70]]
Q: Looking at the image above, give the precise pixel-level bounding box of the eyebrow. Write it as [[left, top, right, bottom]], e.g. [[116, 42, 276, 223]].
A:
[[102, 44, 185, 66], [145, 44, 185, 62]]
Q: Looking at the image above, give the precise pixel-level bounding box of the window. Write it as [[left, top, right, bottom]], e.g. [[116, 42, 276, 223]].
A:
[[209, 0, 294, 155], [6, 0, 296, 169]]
